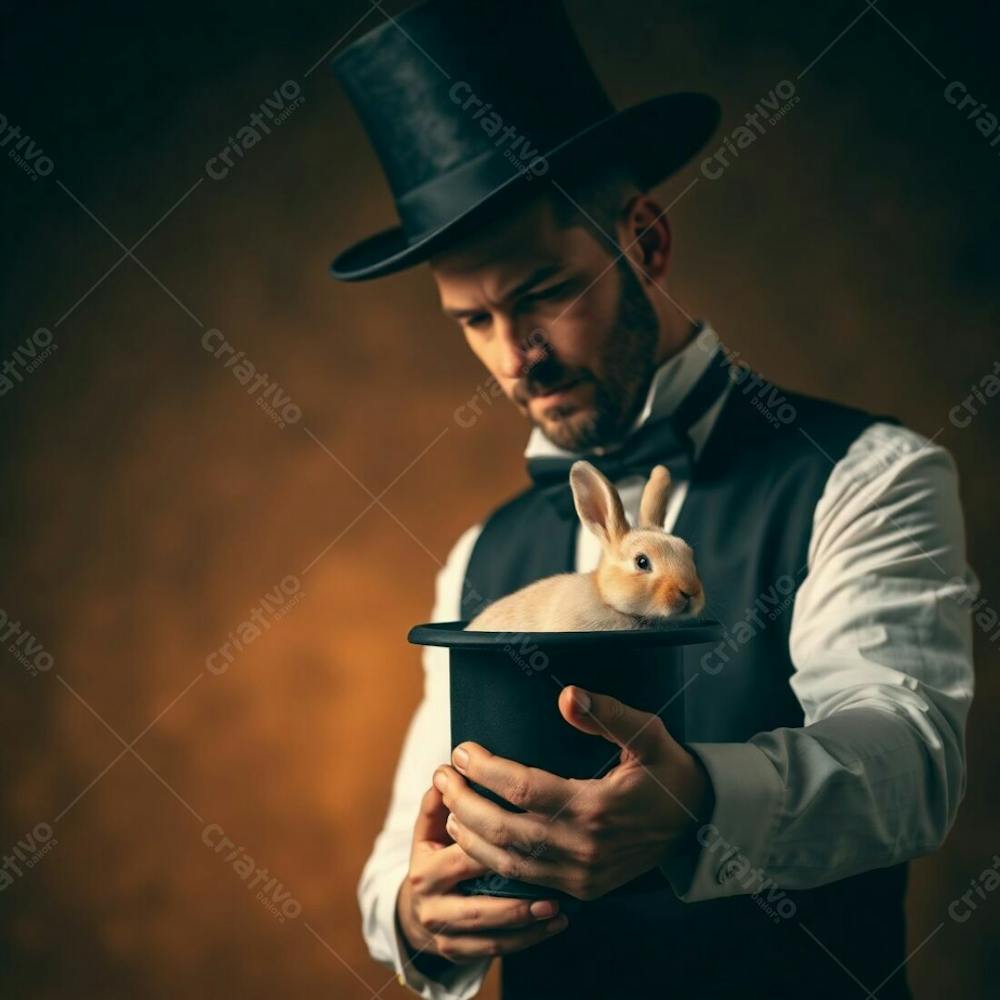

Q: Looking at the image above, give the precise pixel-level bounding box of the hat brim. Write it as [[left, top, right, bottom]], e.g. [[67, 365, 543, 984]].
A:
[[329, 91, 721, 282]]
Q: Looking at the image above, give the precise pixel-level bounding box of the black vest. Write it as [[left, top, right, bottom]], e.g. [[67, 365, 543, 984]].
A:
[[460, 381, 911, 1000]]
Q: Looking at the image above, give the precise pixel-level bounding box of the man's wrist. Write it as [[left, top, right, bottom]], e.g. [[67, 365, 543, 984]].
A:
[[661, 740, 784, 903], [674, 749, 716, 859], [394, 886, 458, 981]]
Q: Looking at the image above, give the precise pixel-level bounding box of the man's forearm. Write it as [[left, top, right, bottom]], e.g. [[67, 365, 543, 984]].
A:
[[659, 427, 975, 903], [661, 698, 967, 902]]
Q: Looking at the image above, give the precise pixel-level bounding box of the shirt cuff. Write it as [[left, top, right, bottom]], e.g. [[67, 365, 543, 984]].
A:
[[660, 741, 784, 903], [380, 866, 491, 1000]]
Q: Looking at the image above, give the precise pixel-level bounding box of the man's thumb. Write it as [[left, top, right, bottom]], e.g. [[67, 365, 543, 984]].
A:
[[413, 782, 451, 849], [558, 685, 671, 761]]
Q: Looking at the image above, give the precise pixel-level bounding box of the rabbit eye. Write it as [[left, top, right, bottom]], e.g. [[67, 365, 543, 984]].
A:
[[634, 554, 651, 572]]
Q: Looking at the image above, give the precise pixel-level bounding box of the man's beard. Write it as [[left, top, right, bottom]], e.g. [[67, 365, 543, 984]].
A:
[[525, 255, 661, 453]]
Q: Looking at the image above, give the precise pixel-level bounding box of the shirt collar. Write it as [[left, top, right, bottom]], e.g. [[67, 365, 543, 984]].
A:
[[523, 319, 722, 460]]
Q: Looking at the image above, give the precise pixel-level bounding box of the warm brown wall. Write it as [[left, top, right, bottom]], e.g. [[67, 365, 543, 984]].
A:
[[1, 1, 997, 997]]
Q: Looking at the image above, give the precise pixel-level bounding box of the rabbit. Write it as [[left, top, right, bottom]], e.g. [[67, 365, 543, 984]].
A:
[[464, 460, 705, 631]]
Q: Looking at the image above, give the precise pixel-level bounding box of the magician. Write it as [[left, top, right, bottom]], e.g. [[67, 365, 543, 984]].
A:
[[328, 1, 978, 997]]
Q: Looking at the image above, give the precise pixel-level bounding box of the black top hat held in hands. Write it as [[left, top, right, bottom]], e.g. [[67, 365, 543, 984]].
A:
[[408, 619, 723, 906], [329, 0, 721, 281]]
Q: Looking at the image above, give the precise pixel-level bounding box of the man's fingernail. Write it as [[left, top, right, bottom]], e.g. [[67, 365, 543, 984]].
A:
[[530, 900, 557, 918], [574, 688, 591, 713], [453, 747, 469, 771], [433, 770, 448, 791]]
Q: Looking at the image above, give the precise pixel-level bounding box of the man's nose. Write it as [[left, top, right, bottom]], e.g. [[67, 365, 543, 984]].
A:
[[494, 317, 550, 380]]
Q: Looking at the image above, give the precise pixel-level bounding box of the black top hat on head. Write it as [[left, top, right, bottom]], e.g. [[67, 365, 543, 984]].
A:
[[328, 0, 720, 282]]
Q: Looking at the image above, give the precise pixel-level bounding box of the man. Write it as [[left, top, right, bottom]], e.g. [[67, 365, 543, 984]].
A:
[[330, 2, 977, 997]]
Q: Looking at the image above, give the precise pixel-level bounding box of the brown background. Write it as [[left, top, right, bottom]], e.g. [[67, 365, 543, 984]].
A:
[[1, 1, 998, 997]]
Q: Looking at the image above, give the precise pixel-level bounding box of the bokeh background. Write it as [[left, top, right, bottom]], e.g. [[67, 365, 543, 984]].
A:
[[1, 1, 998, 997]]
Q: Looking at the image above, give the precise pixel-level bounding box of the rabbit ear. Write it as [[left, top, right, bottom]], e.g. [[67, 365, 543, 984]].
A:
[[570, 461, 629, 548], [638, 464, 673, 529]]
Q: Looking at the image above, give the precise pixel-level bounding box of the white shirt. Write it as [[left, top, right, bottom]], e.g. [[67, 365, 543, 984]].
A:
[[357, 322, 978, 1000]]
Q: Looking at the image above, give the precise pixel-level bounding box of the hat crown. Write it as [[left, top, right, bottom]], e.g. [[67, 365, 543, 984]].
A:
[[331, 0, 614, 200], [327, 0, 720, 280]]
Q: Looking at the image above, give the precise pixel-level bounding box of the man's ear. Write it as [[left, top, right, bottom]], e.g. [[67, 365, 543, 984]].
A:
[[625, 195, 671, 281], [571, 461, 629, 548]]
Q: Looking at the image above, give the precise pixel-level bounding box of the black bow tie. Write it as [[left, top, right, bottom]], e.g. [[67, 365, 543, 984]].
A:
[[526, 345, 731, 520]]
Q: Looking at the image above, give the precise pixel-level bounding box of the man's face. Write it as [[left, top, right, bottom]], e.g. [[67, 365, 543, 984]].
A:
[[431, 193, 662, 452]]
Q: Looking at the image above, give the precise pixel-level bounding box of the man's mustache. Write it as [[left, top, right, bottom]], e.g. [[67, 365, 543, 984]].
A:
[[513, 364, 590, 406]]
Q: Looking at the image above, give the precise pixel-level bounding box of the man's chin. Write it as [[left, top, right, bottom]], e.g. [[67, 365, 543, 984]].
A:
[[533, 406, 601, 452]]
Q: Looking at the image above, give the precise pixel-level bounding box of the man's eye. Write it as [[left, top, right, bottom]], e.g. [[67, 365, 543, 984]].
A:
[[525, 281, 571, 303], [634, 554, 651, 572], [464, 313, 490, 330]]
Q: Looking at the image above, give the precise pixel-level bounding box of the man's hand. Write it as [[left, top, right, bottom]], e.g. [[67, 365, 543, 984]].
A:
[[432, 685, 712, 902], [396, 781, 571, 968]]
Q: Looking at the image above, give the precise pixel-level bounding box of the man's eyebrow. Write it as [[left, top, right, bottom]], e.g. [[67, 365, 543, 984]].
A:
[[441, 263, 566, 319]]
